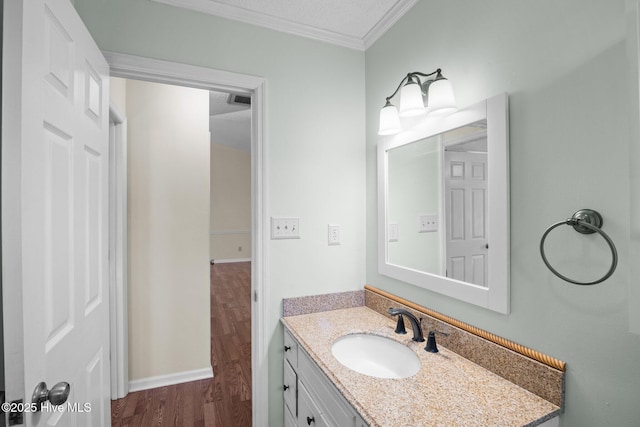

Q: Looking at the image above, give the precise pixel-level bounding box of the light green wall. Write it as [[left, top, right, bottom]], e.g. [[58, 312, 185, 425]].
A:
[[387, 136, 442, 273], [73, 1, 365, 425], [366, 1, 639, 426]]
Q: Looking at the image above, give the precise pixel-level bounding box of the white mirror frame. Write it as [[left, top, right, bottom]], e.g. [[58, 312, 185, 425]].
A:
[[377, 93, 510, 314]]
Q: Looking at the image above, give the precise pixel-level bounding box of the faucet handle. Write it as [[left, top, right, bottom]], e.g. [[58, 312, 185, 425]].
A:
[[388, 307, 407, 335], [425, 330, 449, 353], [394, 314, 407, 335]]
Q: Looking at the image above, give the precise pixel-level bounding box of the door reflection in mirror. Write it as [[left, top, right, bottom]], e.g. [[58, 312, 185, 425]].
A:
[[387, 120, 488, 287]]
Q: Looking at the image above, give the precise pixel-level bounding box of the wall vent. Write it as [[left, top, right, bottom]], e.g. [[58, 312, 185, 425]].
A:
[[227, 93, 251, 106]]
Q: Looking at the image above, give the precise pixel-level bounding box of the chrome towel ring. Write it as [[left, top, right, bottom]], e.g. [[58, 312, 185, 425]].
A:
[[540, 209, 618, 285]]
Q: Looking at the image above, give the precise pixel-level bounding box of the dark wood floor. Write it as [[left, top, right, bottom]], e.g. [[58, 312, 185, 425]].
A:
[[111, 262, 252, 426]]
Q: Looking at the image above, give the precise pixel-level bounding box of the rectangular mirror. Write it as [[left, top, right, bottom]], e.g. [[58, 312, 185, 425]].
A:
[[377, 93, 510, 313]]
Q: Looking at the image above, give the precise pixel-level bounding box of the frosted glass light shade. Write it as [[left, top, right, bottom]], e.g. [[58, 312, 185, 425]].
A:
[[399, 81, 426, 117], [378, 104, 402, 135], [427, 78, 457, 116]]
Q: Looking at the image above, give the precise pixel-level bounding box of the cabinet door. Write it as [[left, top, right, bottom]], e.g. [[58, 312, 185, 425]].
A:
[[284, 359, 298, 417], [356, 415, 369, 427], [298, 346, 356, 426], [284, 404, 297, 427], [298, 381, 328, 427], [538, 417, 559, 427]]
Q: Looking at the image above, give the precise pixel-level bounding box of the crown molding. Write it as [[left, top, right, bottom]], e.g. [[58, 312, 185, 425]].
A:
[[151, 0, 416, 51], [363, 0, 418, 50]]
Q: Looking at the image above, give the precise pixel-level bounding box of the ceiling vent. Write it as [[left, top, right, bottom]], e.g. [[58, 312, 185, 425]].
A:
[[227, 93, 251, 106]]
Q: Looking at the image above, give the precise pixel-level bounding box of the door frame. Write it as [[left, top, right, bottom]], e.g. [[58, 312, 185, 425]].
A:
[[103, 52, 268, 424], [2, 0, 28, 407], [108, 103, 128, 399]]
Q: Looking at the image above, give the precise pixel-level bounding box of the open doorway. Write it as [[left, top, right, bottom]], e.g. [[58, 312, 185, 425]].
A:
[[104, 52, 266, 426], [208, 90, 253, 423], [108, 77, 253, 425]]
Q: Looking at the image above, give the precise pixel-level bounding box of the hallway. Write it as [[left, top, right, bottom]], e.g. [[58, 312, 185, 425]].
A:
[[111, 262, 252, 426]]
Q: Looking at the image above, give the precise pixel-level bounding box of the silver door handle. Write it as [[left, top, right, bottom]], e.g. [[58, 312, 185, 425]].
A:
[[32, 382, 70, 411]]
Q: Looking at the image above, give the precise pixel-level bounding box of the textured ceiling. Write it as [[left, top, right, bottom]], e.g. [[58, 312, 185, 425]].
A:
[[151, 0, 417, 50]]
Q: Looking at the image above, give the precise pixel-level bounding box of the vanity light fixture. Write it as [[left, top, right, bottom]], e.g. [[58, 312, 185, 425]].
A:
[[378, 69, 457, 135]]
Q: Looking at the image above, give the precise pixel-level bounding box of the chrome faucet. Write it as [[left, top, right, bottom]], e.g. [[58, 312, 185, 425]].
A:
[[388, 308, 424, 342]]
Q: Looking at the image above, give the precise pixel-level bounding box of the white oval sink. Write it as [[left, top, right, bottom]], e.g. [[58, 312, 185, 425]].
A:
[[331, 334, 420, 379]]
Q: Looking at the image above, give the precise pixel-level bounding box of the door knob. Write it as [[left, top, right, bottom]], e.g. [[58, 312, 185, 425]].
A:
[[32, 382, 70, 411]]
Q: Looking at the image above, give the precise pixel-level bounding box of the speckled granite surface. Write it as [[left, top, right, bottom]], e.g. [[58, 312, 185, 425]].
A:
[[365, 289, 565, 407], [282, 307, 561, 427], [282, 290, 364, 316]]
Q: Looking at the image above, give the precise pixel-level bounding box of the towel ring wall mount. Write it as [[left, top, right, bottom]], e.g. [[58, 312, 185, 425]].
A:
[[540, 209, 618, 285]]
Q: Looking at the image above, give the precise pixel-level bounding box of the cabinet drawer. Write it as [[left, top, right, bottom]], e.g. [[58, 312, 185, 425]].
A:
[[298, 381, 328, 427], [283, 359, 297, 417], [298, 346, 356, 427], [284, 329, 298, 368]]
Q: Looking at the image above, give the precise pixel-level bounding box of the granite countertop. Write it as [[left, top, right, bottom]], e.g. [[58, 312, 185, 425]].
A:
[[282, 306, 560, 427]]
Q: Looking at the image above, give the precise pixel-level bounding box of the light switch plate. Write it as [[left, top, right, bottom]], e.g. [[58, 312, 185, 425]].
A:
[[418, 214, 438, 232], [388, 222, 399, 242], [271, 217, 300, 239], [328, 224, 340, 245]]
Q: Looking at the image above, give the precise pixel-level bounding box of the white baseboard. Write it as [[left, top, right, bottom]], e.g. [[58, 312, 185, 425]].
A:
[[128, 366, 213, 392], [211, 258, 252, 264]]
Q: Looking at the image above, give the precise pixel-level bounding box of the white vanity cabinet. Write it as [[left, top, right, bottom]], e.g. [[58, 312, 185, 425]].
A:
[[283, 329, 368, 427]]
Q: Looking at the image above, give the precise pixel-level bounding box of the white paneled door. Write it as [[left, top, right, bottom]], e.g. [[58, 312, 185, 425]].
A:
[[2, 0, 111, 425], [444, 150, 488, 287]]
